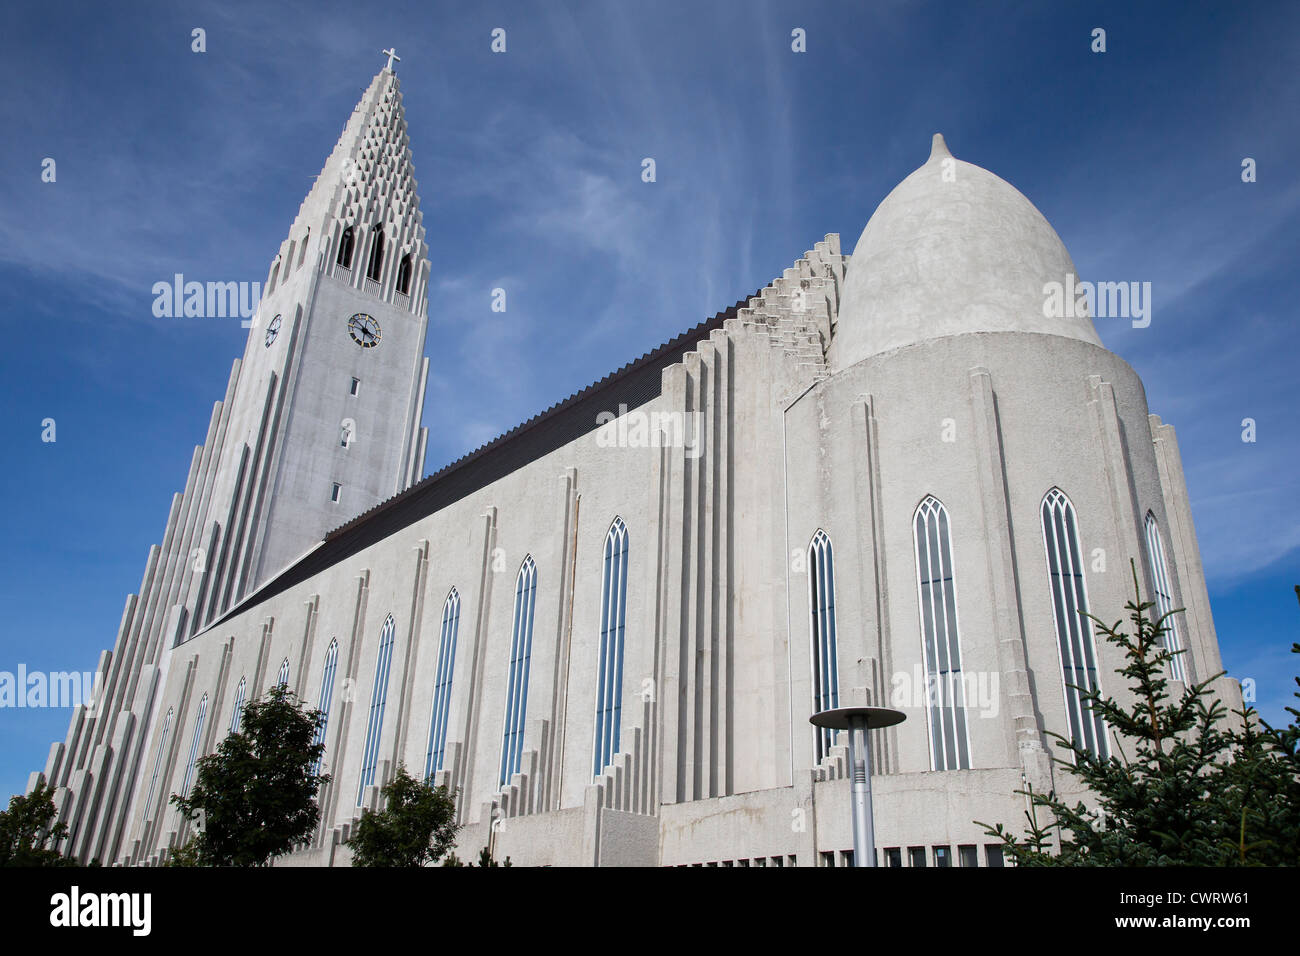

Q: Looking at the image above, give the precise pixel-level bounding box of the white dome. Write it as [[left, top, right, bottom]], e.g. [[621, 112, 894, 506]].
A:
[[828, 134, 1101, 369]]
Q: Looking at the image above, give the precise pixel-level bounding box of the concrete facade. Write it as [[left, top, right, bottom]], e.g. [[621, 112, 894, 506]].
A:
[[31, 74, 1239, 868]]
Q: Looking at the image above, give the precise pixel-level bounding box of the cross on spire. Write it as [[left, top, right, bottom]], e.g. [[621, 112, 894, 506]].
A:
[[382, 48, 401, 72]]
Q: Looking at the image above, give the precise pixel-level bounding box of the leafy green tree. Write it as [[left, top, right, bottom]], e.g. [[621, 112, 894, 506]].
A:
[[347, 765, 459, 867], [0, 777, 75, 867], [169, 684, 328, 866], [978, 563, 1300, 865]]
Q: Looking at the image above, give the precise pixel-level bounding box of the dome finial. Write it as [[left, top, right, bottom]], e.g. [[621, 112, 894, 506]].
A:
[[929, 133, 952, 162]]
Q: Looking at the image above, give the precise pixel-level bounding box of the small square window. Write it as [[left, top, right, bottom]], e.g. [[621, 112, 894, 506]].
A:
[[908, 846, 927, 868], [820, 851, 835, 868], [330, 482, 341, 503], [985, 845, 1005, 868], [934, 845, 951, 867], [884, 847, 902, 868], [958, 845, 978, 868], [841, 849, 855, 868], [350, 377, 360, 396]]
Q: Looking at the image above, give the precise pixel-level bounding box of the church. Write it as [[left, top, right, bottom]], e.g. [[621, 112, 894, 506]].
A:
[[30, 59, 1241, 867]]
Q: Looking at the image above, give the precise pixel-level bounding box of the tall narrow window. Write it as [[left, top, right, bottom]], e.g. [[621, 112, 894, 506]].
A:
[[141, 707, 173, 822], [228, 677, 247, 734], [337, 226, 355, 268], [396, 254, 413, 295], [181, 694, 209, 800], [366, 224, 384, 281], [594, 518, 629, 777], [1144, 512, 1189, 683], [913, 496, 971, 771], [500, 556, 537, 787], [1041, 488, 1107, 758], [808, 529, 840, 762], [425, 589, 461, 780], [276, 657, 290, 688], [310, 639, 338, 777], [357, 615, 396, 805]]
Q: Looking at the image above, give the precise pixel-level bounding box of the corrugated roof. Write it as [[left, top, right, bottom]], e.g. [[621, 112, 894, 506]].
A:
[[204, 289, 758, 630]]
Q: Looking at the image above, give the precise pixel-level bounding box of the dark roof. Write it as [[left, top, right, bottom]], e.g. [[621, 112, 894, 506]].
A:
[[206, 289, 759, 629]]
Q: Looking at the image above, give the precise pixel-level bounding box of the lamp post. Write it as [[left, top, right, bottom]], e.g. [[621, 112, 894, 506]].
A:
[[809, 706, 906, 867]]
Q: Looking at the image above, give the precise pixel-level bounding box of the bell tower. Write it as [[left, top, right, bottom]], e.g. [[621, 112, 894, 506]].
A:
[[187, 57, 431, 630], [36, 55, 433, 866]]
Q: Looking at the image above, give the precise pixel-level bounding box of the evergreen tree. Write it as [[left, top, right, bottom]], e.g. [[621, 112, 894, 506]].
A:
[[0, 777, 74, 867], [1231, 639, 1300, 864], [442, 845, 513, 867], [978, 563, 1300, 865], [347, 765, 459, 867], [169, 684, 328, 866]]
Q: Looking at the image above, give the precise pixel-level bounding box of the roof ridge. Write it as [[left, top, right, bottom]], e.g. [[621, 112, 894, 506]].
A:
[[322, 289, 761, 540], [199, 279, 772, 635]]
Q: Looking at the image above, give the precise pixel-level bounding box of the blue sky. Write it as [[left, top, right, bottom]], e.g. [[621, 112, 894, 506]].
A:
[[1, 0, 1297, 800]]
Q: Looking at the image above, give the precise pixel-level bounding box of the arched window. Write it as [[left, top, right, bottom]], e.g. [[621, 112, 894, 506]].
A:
[[396, 254, 413, 295], [181, 694, 209, 800], [277, 657, 290, 688], [357, 615, 397, 805], [594, 519, 629, 777], [310, 639, 339, 777], [366, 224, 384, 281], [500, 556, 537, 787], [913, 496, 971, 771], [141, 707, 173, 822], [1144, 512, 1189, 683], [228, 677, 247, 734], [337, 226, 355, 268], [1041, 489, 1107, 758], [425, 589, 461, 780], [808, 529, 840, 762]]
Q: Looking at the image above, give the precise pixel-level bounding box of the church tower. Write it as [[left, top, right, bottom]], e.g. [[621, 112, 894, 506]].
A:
[[191, 57, 431, 625], [36, 58, 431, 864]]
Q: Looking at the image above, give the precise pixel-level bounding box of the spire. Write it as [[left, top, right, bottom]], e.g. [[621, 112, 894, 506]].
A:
[[261, 66, 429, 316], [928, 132, 952, 163]]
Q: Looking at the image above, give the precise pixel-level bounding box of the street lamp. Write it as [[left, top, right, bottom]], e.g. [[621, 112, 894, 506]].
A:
[[809, 705, 906, 867]]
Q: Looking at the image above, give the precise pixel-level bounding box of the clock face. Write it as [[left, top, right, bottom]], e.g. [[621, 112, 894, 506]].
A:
[[264, 314, 282, 348], [348, 313, 381, 349]]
